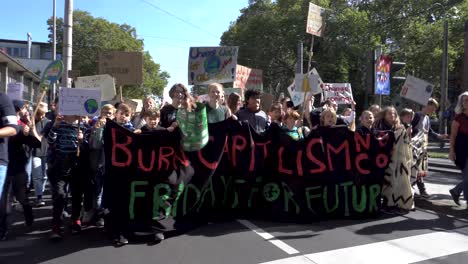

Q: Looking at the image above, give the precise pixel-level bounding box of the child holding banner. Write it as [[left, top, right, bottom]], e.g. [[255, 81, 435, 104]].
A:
[[205, 83, 232, 123], [237, 89, 269, 134], [85, 104, 116, 227], [160, 83, 189, 129], [375, 107, 414, 214], [132, 96, 157, 129]]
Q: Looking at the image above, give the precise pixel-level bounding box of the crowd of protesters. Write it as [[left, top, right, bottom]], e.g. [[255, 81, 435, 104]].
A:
[[0, 83, 467, 247]]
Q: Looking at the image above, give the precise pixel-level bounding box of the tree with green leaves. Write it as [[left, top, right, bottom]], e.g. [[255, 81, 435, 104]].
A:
[[221, 0, 467, 109], [47, 10, 169, 99]]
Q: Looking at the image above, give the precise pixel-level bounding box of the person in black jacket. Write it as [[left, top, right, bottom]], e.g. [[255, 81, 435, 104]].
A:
[[0, 100, 40, 240]]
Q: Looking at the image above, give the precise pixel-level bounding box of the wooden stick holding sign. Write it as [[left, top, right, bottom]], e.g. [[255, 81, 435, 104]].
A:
[[301, 35, 315, 121], [31, 90, 47, 128]]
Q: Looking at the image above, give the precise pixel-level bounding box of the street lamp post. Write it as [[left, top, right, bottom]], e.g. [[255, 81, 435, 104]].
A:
[[440, 18, 448, 134]]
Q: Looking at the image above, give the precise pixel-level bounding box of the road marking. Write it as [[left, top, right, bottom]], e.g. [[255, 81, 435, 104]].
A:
[[260, 231, 468, 264], [237, 219, 300, 255]]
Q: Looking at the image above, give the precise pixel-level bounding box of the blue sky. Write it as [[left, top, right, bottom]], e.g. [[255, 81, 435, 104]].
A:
[[0, 0, 248, 99]]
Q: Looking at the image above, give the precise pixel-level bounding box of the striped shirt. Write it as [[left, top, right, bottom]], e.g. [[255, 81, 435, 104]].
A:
[[48, 122, 79, 154]]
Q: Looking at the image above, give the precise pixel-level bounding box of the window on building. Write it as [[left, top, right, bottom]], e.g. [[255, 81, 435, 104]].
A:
[[20, 48, 27, 58]]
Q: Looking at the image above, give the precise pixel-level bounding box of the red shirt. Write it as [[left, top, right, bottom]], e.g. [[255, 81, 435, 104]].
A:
[[455, 113, 468, 137]]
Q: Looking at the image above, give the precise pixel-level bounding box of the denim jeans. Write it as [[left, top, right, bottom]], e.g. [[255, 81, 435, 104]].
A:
[[0, 165, 7, 201], [32, 157, 47, 197]]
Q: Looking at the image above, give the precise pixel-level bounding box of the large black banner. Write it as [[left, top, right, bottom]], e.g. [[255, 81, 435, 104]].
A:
[[104, 119, 394, 232]]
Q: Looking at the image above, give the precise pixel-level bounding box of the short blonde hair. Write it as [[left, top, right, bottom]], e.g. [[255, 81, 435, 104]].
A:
[[116, 103, 132, 115], [320, 108, 337, 125], [207, 82, 224, 94]]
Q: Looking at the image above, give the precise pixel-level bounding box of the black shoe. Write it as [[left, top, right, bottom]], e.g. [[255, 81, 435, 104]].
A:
[[50, 225, 64, 242], [0, 231, 8, 241], [35, 199, 45, 207], [149, 232, 165, 245], [419, 190, 431, 199], [380, 206, 397, 215], [394, 208, 410, 215], [449, 189, 461, 206], [113, 235, 129, 247], [71, 220, 82, 234]]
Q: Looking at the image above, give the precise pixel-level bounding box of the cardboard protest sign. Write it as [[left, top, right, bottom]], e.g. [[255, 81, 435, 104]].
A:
[[375, 55, 392, 95], [306, 3, 326, 36], [75, 74, 116, 101], [104, 120, 394, 232], [98, 51, 143, 86], [322, 83, 353, 104], [233, 65, 263, 91], [287, 82, 311, 107], [188, 46, 238, 85], [400, 75, 434, 106], [58, 87, 101, 116], [7, 82, 24, 100], [310, 68, 324, 95], [260, 93, 274, 112]]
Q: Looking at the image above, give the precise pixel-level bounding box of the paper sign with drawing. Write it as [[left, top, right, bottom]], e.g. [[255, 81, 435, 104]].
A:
[[58, 87, 101, 116]]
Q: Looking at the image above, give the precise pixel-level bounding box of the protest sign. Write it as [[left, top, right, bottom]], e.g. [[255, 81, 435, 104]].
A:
[[7, 82, 24, 100], [104, 120, 394, 232], [39, 59, 63, 89], [310, 68, 324, 95], [287, 82, 311, 107], [306, 3, 325, 36], [260, 93, 274, 112], [375, 55, 392, 95], [233, 65, 263, 91], [75, 74, 117, 101], [188, 46, 238, 85], [58, 87, 101, 116], [322, 83, 353, 104], [98, 51, 143, 86], [400, 75, 434, 106]]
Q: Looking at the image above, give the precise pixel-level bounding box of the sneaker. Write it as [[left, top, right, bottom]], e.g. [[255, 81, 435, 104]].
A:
[[95, 218, 105, 227], [113, 235, 129, 247], [50, 225, 64, 241], [380, 206, 396, 215], [71, 220, 82, 233], [449, 189, 461, 206], [393, 208, 410, 215], [419, 190, 431, 199], [62, 211, 70, 219], [35, 199, 45, 207], [82, 210, 95, 225], [153, 232, 165, 243]]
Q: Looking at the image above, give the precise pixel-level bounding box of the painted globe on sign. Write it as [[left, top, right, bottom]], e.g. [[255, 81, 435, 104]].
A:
[[203, 55, 221, 74], [84, 99, 99, 114]]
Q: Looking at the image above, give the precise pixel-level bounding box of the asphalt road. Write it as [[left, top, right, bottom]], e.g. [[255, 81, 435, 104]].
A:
[[1, 170, 467, 264]]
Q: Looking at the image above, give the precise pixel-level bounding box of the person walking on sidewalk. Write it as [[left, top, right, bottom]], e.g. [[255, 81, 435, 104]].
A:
[[449, 92, 468, 206], [411, 98, 448, 198]]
